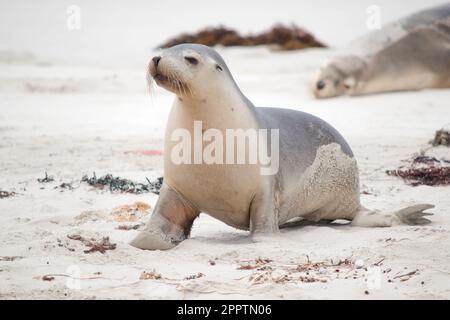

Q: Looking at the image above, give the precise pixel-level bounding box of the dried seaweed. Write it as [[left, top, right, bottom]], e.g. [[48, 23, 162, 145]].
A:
[[81, 173, 163, 194], [140, 270, 162, 280], [393, 269, 418, 282], [387, 166, 450, 186], [412, 155, 441, 165], [0, 190, 15, 199], [0, 256, 23, 261], [83, 239, 116, 254], [238, 258, 273, 270], [387, 153, 450, 186], [116, 223, 143, 230], [249, 271, 292, 285], [158, 24, 326, 51], [184, 273, 205, 280], [56, 182, 76, 190], [37, 171, 54, 183], [432, 129, 450, 146], [298, 275, 327, 283], [139, 270, 208, 282], [67, 234, 116, 254], [238, 257, 358, 285], [296, 258, 354, 272]]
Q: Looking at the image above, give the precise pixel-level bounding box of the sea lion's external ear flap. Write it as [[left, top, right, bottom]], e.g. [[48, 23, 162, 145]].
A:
[[216, 64, 223, 71], [343, 77, 356, 90]]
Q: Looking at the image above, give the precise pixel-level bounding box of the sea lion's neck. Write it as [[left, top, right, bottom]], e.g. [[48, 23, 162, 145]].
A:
[[174, 90, 256, 123], [166, 90, 258, 134]]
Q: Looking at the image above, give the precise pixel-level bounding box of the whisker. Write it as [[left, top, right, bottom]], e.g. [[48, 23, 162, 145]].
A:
[[146, 62, 155, 106], [177, 73, 188, 98], [169, 69, 181, 97], [187, 83, 194, 98], [178, 77, 187, 97], [184, 83, 189, 98], [170, 69, 181, 96], [173, 71, 185, 98], [154, 63, 191, 100]]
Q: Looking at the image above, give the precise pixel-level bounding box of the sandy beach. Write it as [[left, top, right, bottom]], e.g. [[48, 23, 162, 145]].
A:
[[0, 0, 449, 299]]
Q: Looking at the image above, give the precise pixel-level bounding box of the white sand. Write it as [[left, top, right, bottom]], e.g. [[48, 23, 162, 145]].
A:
[[1, 1, 450, 299]]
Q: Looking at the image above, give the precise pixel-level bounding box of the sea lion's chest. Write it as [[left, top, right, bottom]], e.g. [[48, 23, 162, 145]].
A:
[[163, 100, 261, 228]]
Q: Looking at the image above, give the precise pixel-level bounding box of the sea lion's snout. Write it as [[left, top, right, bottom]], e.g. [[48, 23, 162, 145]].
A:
[[311, 72, 343, 99], [147, 51, 191, 97], [312, 78, 329, 98], [316, 80, 325, 90], [149, 55, 170, 83], [152, 56, 161, 67], [149, 55, 161, 78]]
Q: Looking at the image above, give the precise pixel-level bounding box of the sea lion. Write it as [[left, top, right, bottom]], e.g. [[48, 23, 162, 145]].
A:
[[312, 3, 450, 98], [131, 43, 434, 250]]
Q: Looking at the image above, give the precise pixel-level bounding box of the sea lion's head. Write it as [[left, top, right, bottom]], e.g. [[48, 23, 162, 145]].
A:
[[148, 44, 235, 100], [312, 55, 365, 99]]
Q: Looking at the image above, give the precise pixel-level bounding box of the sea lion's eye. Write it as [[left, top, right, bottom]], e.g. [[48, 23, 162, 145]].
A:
[[184, 56, 198, 65], [216, 64, 223, 72]]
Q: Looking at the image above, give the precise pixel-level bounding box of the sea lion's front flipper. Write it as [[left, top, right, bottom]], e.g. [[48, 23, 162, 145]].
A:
[[130, 183, 199, 250]]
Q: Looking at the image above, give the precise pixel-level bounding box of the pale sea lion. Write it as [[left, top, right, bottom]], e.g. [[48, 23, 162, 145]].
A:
[[313, 3, 450, 98], [131, 44, 434, 250]]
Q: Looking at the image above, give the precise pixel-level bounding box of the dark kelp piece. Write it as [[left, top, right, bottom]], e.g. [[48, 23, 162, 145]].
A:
[[158, 24, 326, 50], [81, 173, 163, 194]]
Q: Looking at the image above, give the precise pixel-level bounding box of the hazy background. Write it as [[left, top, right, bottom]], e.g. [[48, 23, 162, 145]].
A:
[[0, 0, 447, 67]]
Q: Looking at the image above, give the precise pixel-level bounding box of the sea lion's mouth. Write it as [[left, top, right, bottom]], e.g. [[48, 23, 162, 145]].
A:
[[152, 72, 177, 87], [154, 73, 168, 83], [151, 71, 191, 96]]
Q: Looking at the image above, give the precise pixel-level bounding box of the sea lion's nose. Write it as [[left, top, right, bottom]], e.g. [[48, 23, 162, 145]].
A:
[[152, 56, 161, 67], [316, 80, 325, 90]]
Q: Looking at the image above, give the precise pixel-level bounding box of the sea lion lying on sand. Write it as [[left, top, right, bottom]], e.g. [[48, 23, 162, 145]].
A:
[[313, 3, 450, 98]]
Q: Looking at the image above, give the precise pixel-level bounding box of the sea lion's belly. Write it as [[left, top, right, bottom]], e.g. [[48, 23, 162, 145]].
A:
[[165, 163, 259, 229]]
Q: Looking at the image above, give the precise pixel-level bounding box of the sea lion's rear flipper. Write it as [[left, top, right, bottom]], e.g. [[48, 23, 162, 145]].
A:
[[394, 204, 434, 225], [351, 204, 434, 227]]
